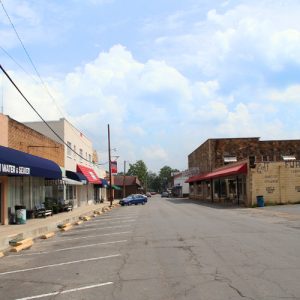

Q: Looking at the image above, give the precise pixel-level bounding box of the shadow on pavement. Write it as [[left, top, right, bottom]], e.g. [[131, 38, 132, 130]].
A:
[[164, 197, 246, 210]]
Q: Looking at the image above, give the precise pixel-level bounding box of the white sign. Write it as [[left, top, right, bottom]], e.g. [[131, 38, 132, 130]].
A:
[[0, 163, 30, 175]]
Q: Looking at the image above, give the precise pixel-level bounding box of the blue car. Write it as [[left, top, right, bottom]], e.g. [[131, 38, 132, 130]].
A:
[[119, 194, 147, 206]]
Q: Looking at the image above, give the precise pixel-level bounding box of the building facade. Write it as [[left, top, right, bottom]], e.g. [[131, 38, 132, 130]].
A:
[[188, 137, 300, 174], [25, 118, 107, 207], [171, 171, 190, 197], [0, 114, 64, 225], [113, 175, 141, 198], [187, 137, 300, 207]]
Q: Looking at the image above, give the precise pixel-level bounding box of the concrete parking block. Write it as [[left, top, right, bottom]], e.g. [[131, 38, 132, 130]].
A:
[[82, 216, 91, 221], [0, 251, 4, 258], [75, 220, 84, 225], [40, 232, 55, 239], [57, 223, 72, 229], [9, 238, 32, 247], [10, 239, 33, 252], [60, 225, 73, 232]]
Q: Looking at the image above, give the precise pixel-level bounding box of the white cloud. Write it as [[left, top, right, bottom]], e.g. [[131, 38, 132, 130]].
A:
[[267, 85, 300, 103], [2, 0, 300, 172], [128, 126, 146, 136], [143, 145, 168, 160]]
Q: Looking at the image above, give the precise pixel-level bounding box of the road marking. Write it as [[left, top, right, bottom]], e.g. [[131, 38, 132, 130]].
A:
[[92, 216, 137, 221], [0, 254, 120, 276], [13, 240, 128, 256], [82, 219, 136, 227], [44, 231, 132, 244], [15, 281, 113, 300], [93, 218, 136, 222], [72, 224, 132, 233]]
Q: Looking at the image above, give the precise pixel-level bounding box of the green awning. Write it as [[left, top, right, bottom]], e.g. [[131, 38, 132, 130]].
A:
[[111, 185, 122, 190]]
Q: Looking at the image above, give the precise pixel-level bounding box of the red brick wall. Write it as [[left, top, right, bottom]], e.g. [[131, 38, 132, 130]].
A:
[[8, 118, 64, 167], [189, 137, 300, 174]]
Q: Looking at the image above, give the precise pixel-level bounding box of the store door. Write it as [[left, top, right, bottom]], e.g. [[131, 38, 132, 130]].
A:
[[0, 183, 2, 224]]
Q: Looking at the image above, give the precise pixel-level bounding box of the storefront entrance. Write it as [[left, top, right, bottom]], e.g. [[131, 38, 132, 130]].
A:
[[0, 183, 2, 224]]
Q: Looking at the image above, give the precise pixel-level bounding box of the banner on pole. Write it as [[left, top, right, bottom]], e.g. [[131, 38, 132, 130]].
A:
[[111, 161, 117, 174]]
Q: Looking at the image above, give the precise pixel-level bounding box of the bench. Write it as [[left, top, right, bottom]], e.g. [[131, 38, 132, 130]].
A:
[[34, 203, 53, 218]]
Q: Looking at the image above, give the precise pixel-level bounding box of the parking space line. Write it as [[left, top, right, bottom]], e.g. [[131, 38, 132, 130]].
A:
[[12, 240, 128, 257], [43, 231, 132, 244], [92, 216, 137, 221], [71, 224, 132, 233], [82, 220, 136, 226], [15, 281, 113, 300], [0, 254, 121, 276], [92, 218, 136, 222]]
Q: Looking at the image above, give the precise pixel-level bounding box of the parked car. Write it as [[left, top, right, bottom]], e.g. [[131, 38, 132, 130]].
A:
[[161, 191, 169, 198], [146, 192, 151, 197], [134, 194, 148, 203], [119, 194, 147, 206]]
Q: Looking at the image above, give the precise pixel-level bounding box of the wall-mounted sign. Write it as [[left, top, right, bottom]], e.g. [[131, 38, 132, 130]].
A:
[[0, 163, 31, 175]]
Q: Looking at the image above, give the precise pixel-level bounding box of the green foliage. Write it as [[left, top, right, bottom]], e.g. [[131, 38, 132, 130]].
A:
[[159, 166, 180, 190], [127, 160, 148, 186], [127, 160, 180, 192]]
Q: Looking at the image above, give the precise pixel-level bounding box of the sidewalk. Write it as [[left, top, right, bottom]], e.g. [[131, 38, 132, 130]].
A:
[[0, 201, 118, 253]]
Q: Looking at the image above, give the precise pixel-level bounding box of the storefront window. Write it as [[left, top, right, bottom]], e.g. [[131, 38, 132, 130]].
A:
[[8, 177, 45, 211], [66, 185, 76, 200]]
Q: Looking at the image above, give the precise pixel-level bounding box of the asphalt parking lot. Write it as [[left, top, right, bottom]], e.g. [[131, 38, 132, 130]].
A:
[[0, 206, 139, 300], [1, 197, 300, 300]]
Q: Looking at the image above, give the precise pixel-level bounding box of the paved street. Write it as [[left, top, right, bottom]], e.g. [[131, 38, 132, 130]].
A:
[[1, 195, 300, 300]]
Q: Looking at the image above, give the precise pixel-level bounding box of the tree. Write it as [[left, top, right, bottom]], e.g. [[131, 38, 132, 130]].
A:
[[127, 160, 148, 187], [159, 166, 180, 190], [147, 171, 161, 192]]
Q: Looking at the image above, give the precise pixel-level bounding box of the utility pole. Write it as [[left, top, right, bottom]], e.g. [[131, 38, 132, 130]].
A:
[[108, 124, 113, 207], [123, 160, 126, 198]]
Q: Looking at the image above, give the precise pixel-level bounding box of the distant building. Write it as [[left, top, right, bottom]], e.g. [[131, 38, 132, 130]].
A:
[[187, 137, 300, 207], [171, 171, 189, 197], [113, 175, 142, 198], [188, 137, 300, 174]]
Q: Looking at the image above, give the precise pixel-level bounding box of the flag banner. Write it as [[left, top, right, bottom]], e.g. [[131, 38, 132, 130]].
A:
[[111, 161, 117, 173]]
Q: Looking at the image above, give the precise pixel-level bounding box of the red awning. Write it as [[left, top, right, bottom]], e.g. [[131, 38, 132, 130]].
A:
[[77, 164, 101, 184], [186, 163, 247, 183]]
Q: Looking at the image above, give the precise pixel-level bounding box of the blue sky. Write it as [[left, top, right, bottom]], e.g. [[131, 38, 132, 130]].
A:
[[1, 0, 300, 173]]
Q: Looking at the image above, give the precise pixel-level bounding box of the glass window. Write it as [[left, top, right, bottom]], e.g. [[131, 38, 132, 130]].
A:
[[66, 185, 76, 200], [73, 145, 76, 160]]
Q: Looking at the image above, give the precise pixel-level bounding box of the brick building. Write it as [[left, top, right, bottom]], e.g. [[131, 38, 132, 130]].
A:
[[0, 114, 63, 225], [113, 175, 141, 199], [188, 137, 300, 173], [187, 138, 300, 207], [1, 115, 64, 166]]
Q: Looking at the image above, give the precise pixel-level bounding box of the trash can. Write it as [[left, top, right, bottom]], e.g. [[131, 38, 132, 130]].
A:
[[15, 205, 26, 224], [256, 196, 264, 207]]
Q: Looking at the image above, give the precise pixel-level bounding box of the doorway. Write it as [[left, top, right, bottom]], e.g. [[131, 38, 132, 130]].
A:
[[0, 183, 2, 224]]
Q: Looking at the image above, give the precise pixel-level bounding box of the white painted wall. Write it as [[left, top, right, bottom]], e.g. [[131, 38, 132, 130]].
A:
[[174, 174, 189, 195], [25, 118, 97, 172]]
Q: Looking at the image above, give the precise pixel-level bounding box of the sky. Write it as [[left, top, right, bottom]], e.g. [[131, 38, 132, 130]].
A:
[[0, 0, 300, 173]]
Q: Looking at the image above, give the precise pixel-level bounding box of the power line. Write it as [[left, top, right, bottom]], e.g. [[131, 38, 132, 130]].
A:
[[0, 64, 105, 166], [0, 1, 99, 151], [0, 0, 65, 116], [0, 45, 106, 163], [0, 45, 43, 86]]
